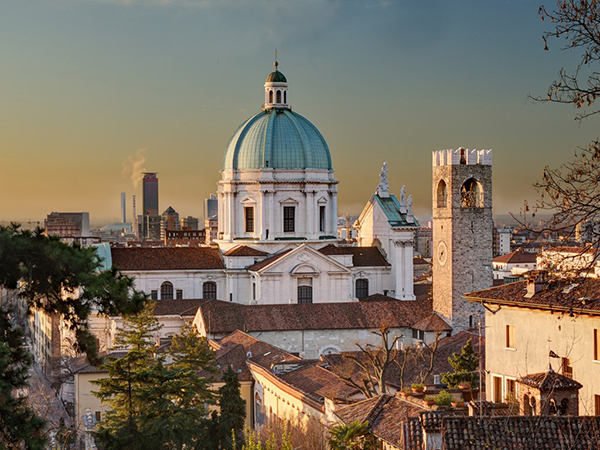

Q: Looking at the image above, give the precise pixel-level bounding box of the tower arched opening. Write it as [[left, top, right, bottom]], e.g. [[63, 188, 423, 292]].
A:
[[460, 178, 483, 208]]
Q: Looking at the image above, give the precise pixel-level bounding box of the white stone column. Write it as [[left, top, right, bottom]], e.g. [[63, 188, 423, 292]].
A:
[[331, 189, 338, 235], [268, 191, 274, 239], [394, 238, 415, 300], [306, 190, 314, 238], [230, 192, 237, 239]]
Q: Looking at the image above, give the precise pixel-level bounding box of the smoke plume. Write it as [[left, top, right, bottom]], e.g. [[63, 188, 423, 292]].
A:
[[122, 148, 148, 188]]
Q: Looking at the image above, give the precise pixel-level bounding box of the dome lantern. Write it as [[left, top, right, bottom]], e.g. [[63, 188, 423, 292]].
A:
[[264, 58, 290, 110]]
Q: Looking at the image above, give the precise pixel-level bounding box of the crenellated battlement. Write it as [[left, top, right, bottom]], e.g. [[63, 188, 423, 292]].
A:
[[432, 148, 492, 167]]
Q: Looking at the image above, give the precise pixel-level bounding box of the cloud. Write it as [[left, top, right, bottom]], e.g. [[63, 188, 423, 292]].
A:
[[122, 148, 148, 188]]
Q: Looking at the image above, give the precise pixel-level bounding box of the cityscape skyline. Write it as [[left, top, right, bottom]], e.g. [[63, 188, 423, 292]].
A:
[[1, 0, 597, 223]]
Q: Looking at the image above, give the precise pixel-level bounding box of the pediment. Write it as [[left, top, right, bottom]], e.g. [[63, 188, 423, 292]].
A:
[[241, 196, 257, 205], [278, 197, 298, 205], [255, 244, 351, 275]]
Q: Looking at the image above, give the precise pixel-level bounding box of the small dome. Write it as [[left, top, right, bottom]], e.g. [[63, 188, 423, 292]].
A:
[[266, 70, 287, 83], [223, 109, 332, 171]]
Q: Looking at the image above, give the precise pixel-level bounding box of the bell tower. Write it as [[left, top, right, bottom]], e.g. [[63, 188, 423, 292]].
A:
[[432, 148, 493, 332]]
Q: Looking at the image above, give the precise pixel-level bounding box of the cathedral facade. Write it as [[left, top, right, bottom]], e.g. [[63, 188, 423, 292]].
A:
[[110, 62, 420, 306]]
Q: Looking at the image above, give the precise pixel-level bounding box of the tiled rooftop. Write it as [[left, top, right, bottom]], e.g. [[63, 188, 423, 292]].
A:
[[198, 297, 433, 334], [318, 244, 390, 267], [223, 245, 269, 257], [518, 369, 583, 391], [439, 416, 600, 450], [465, 278, 600, 315], [153, 298, 208, 317], [111, 247, 224, 271], [412, 312, 452, 332], [335, 395, 425, 446], [493, 250, 537, 264]]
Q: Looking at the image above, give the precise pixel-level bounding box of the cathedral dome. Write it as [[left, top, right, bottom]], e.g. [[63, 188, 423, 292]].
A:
[[223, 108, 332, 171], [266, 69, 287, 83]]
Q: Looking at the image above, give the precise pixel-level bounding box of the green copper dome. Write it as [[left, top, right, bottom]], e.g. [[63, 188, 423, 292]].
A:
[[223, 109, 332, 171], [266, 70, 287, 83]]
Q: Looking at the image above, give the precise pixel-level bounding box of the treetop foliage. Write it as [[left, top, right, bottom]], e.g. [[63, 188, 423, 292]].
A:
[[0, 309, 45, 449], [537, 0, 600, 120], [0, 224, 146, 364]]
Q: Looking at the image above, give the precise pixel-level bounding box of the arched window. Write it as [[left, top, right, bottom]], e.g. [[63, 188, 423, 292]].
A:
[[356, 279, 369, 298], [284, 91, 287, 103], [549, 399, 558, 415], [203, 281, 217, 299], [461, 178, 484, 208], [160, 281, 173, 300], [559, 398, 569, 415], [437, 180, 447, 208], [268, 90, 273, 103], [298, 279, 313, 303], [276, 90, 281, 103]]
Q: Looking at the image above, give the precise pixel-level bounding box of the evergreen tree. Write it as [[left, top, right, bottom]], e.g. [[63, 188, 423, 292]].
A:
[[93, 307, 219, 450], [441, 338, 480, 388], [218, 366, 247, 450], [0, 309, 45, 449], [0, 225, 145, 448], [92, 302, 160, 449]]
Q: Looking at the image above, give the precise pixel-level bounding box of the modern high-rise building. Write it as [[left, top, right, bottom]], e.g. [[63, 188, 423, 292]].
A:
[[143, 173, 159, 216], [161, 206, 181, 240], [204, 194, 218, 220], [181, 216, 199, 230], [142, 173, 160, 240]]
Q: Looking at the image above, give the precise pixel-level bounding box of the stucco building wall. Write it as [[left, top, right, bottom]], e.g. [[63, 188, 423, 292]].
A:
[[485, 306, 600, 414]]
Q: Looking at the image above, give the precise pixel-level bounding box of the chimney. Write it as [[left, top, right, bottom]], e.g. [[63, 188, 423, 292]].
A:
[[525, 270, 548, 298], [121, 192, 126, 224]]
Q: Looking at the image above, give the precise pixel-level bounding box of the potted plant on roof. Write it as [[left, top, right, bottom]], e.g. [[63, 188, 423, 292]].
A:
[[411, 383, 425, 394], [458, 381, 472, 391], [435, 390, 452, 408], [424, 395, 436, 406], [400, 387, 412, 398], [451, 398, 465, 408]]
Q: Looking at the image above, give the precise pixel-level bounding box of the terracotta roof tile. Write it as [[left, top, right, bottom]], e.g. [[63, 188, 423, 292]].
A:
[[439, 416, 600, 450], [111, 247, 224, 271], [318, 244, 390, 267], [335, 395, 425, 446], [152, 298, 209, 317], [412, 312, 452, 332], [199, 298, 433, 334], [247, 249, 293, 271], [493, 250, 537, 264], [466, 278, 600, 315], [217, 330, 299, 368], [199, 343, 253, 382], [518, 370, 583, 391], [277, 360, 357, 403], [223, 245, 269, 257]]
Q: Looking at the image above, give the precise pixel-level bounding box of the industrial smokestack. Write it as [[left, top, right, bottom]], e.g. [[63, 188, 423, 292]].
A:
[[121, 192, 126, 224], [132, 195, 136, 222]]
